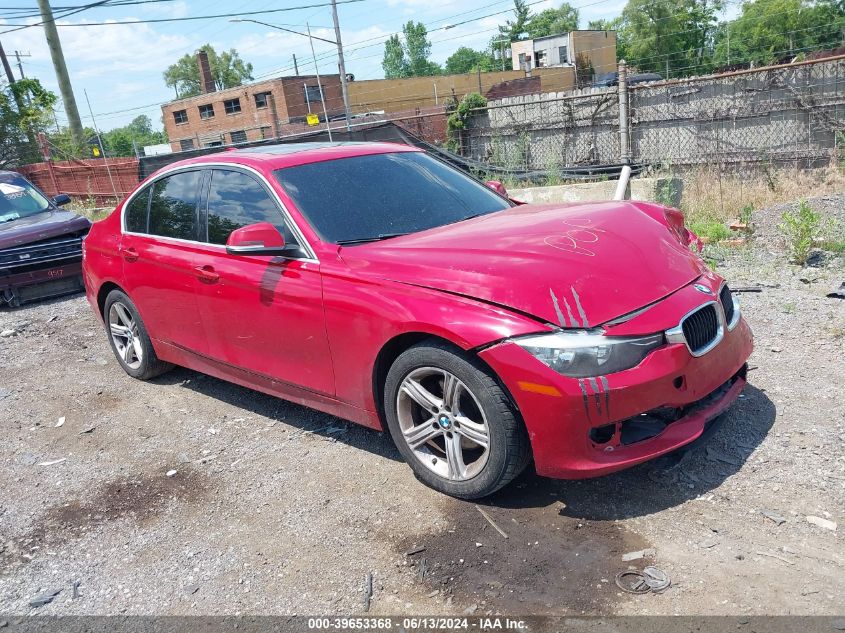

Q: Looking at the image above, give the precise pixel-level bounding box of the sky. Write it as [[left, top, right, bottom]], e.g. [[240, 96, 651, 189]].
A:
[[0, 0, 720, 133]]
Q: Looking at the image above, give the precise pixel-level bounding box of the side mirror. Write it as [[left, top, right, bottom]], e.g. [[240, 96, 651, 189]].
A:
[[485, 180, 508, 197], [53, 193, 71, 206], [225, 222, 304, 257]]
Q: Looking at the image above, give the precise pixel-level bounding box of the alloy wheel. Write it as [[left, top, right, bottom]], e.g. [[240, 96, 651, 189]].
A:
[[108, 301, 143, 370], [396, 367, 490, 481]]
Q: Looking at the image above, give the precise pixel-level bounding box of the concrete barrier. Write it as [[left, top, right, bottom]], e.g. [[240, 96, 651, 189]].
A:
[[509, 177, 682, 207]]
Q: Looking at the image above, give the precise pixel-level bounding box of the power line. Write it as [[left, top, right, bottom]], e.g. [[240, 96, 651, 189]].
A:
[[0, 0, 366, 31]]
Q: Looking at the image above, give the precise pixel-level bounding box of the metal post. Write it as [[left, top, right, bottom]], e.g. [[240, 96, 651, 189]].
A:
[[330, 0, 352, 131], [307, 23, 332, 142], [433, 82, 438, 105], [37, 0, 85, 149], [617, 59, 630, 165], [84, 89, 120, 201]]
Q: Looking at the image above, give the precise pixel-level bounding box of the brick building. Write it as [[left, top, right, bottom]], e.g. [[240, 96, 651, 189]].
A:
[[161, 52, 344, 152]]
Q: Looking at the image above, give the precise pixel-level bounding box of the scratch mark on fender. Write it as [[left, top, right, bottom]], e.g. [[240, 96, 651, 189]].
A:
[[561, 296, 577, 328]]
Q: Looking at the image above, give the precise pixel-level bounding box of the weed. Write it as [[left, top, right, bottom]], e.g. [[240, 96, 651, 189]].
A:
[[782, 302, 796, 314], [739, 203, 754, 226], [689, 219, 732, 243], [655, 179, 678, 207], [778, 199, 827, 265]]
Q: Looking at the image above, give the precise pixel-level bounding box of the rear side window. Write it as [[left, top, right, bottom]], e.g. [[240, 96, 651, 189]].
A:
[[206, 169, 291, 245], [148, 171, 200, 240], [124, 187, 150, 233]]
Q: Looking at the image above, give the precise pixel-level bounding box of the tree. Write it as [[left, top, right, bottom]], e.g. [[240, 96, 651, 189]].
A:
[[618, 0, 723, 77], [382, 34, 408, 78], [102, 115, 168, 157], [0, 78, 57, 167], [381, 22, 441, 78], [445, 47, 498, 74], [499, 0, 532, 41], [163, 44, 254, 98], [712, 0, 845, 67], [526, 3, 580, 38]]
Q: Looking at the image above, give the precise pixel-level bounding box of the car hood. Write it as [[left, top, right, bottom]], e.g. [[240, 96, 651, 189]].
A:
[[340, 201, 707, 327], [0, 210, 91, 250]]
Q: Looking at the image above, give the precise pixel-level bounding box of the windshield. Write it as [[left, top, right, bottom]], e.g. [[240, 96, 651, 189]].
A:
[[273, 151, 512, 244], [0, 173, 52, 223]]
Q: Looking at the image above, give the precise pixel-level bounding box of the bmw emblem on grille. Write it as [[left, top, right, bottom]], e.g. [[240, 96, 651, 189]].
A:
[[694, 283, 713, 295]]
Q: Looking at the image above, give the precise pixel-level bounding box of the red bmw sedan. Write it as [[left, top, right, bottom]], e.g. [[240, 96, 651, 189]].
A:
[[82, 142, 753, 498]]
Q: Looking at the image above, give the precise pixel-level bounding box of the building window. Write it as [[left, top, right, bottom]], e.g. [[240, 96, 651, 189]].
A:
[[179, 139, 195, 151], [230, 130, 247, 144], [558, 46, 568, 64], [254, 92, 269, 109], [173, 109, 188, 125], [536, 50, 548, 67], [204, 140, 224, 148], [223, 98, 241, 115], [259, 126, 272, 140], [518, 53, 526, 69], [199, 104, 214, 119], [304, 84, 323, 104]]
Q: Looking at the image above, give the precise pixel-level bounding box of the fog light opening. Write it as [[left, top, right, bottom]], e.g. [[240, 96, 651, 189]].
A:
[[589, 423, 616, 445], [673, 375, 686, 390]]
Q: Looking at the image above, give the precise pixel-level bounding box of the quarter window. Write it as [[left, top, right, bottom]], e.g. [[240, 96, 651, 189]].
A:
[[206, 169, 291, 245], [173, 109, 188, 124], [124, 187, 150, 233], [199, 104, 214, 119], [223, 98, 241, 115], [148, 171, 201, 241]]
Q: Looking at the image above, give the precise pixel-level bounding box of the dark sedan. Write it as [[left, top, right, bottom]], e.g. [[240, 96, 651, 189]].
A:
[[0, 170, 90, 307]]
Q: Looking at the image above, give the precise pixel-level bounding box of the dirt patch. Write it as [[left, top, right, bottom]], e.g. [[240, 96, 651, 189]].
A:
[[394, 475, 650, 615], [0, 469, 210, 575]]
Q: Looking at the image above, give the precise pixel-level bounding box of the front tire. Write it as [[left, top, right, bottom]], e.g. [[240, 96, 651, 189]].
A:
[[384, 340, 531, 499], [103, 289, 172, 380]]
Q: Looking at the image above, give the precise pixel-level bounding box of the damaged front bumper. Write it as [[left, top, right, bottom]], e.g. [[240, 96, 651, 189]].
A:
[[479, 300, 754, 479]]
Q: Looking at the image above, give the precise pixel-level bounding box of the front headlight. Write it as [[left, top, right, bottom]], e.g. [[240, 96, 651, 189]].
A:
[[514, 330, 664, 378]]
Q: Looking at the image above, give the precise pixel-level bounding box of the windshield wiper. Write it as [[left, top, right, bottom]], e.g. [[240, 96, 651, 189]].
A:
[[336, 232, 408, 246]]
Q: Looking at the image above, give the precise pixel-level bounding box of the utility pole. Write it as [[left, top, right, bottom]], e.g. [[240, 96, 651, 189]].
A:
[[13, 51, 30, 79], [330, 0, 352, 131], [307, 23, 332, 142], [37, 0, 85, 148], [0, 40, 16, 87], [1, 39, 38, 152], [292, 53, 299, 76]]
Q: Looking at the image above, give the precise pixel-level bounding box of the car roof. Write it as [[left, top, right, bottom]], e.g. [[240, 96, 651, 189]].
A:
[[159, 141, 420, 174]]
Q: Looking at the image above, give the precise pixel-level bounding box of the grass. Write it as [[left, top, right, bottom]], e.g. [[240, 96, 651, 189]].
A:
[[778, 199, 827, 265], [688, 219, 732, 243]]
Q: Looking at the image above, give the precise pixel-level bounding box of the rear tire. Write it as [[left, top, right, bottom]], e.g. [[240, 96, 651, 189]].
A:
[[384, 340, 531, 499], [103, 289, 172, 380]]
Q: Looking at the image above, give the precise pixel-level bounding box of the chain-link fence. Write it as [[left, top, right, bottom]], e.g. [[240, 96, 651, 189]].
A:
[[462, 55, 845, 173]]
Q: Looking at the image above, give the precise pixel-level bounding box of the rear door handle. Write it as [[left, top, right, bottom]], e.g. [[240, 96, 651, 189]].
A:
[[194, 265, 219, 283], [120, 246, 139, 262]]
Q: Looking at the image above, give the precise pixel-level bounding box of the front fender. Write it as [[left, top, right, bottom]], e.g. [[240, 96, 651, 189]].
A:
[[321, 267, 552, 413]]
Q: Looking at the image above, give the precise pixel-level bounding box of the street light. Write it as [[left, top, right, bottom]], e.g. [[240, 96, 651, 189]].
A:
[[229, 15, 352, 133]]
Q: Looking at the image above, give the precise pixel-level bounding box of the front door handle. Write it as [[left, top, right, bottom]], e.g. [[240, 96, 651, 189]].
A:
[[194, 265, 219, 283], [120, 246, 139, 263]]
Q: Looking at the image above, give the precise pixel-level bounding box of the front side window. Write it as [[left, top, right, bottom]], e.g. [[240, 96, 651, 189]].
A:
[[206, 169, 292, 245], [124, 186, 151, 233], [274, 152, 511, 244], [224, 98, 241, 115], [0, 173, 51, 223], [199, 104, 214, 119], [148, 171, 200, 241]]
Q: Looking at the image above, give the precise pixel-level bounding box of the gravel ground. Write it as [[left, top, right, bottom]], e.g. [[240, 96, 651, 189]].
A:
[[0, 196, 843, 616]]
